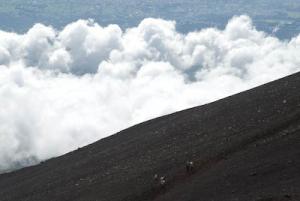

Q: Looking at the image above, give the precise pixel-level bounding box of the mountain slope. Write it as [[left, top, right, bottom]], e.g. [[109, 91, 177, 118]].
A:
[[0, 72, 300, 201]]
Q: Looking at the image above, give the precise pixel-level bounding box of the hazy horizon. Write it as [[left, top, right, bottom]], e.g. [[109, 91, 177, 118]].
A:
[[0, 0, 300, 39]]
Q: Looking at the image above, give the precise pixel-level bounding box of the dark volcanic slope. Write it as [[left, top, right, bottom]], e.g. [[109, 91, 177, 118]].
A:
[[0, 73, 300, 201]]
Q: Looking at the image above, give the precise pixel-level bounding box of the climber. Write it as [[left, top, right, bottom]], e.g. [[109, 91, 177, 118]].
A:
[[186, 161, 194, 174], [159, 176, 166, 188]]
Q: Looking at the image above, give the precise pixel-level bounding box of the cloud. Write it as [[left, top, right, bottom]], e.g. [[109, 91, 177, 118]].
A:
[[0, 15, 299, 172]]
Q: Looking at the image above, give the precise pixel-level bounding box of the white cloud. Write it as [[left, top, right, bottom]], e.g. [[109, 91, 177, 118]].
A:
[[0, 15, 299, 172]]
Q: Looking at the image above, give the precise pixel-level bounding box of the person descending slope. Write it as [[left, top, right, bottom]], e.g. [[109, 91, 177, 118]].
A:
[[153, 174, 166, 189], [186, 161, 194, 174], [159, 176, 166, 189]]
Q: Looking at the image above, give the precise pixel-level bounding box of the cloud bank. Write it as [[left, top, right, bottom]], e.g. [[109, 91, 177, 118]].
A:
[[0, 15, 300, 172]]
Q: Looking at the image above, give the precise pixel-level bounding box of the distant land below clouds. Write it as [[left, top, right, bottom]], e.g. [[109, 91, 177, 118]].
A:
[[0, 0, 300, 39], [0, 15, 300, 173]]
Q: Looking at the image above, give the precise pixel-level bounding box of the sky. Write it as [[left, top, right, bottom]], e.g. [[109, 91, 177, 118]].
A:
[[0, 15, 300, 172]]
